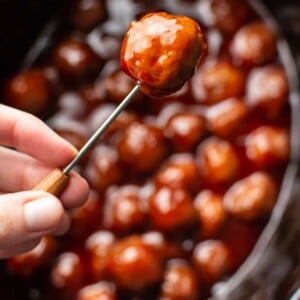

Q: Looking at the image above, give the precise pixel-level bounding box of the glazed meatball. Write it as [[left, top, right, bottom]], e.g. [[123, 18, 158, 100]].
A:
[[120, 12, 207, 97], [160, 259, 199, 300], [76, 281, 117, 300], [155, 153, 201, 193], [4, 69, 50, 115], [7, 237, 57, 278], [210, 0, 251, 33], [205, 97, 248, 137], [117, 122, 168, 173], [85, 231, 116, 280], [103, 185, 146, 233], [196, 137, 240, 184], [230, 22, 277, 67], [68, 0, 107, 32], [164, 112, 206, 152], [84, 144, 123, 192], [223, 172, 277, 221], [192, 240, 232, 284], [246, 66, 289, 118], [194, 190, 227, 238], [50, 252, 85, 292], [192, 61, 246, 104], [148, 186, 196, 232], [53, 38, 103, 82], [245, 126, 290, 168], [107, 235, 163, 291]]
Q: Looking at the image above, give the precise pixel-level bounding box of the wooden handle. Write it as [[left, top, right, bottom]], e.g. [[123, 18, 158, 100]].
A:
[[33, 168, 69, 196]]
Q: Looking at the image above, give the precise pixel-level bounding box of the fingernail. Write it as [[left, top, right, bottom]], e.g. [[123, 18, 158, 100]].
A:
[[24, 197, 63, 232]]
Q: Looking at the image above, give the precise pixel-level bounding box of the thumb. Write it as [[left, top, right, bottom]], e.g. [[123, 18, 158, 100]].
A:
[[0, 191, 66, 249]]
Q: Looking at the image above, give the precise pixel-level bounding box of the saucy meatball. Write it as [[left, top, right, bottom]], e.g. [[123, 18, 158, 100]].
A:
[[223, 172, 277, 221], [85, 231, 116, 280], [120, 12, 207, 97], [196, 137, 240, 184], [160, 259, 199, 300], [155, 153, 201, 193], [84, 144, 123, 192], [4, 69, 50, 115], [245, 126, 290, 168], [50, 252, 85, 293], [107, 235, 163, 291], [194, 190, 227, 238], [103, 185, 146, 233], [53, 38, 103, 82], [117, 121, 168, 173], [76, 281, 117, 300], [192, 61, 246, 104], [68, 0, 107, 32], [230, 22, 277, 67], [246, 66, 289, 118], [7, 237, 57, 278], [205, 97, 248, 137], [192, 240, 232, 284], [164, 112, 206, 152], [210, 0, 251, 34], [148, 186, 196, 232]]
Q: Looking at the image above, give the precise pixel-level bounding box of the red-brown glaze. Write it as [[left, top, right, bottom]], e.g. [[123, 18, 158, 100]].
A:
[[120, 12, 207, 97]]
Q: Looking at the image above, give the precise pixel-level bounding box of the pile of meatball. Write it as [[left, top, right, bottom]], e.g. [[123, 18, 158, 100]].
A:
[[1, 0, 290, 299]]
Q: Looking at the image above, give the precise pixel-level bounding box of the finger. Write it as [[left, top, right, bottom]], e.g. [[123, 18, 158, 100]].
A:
[[0, 104, 77, 167], [0, 147, 89, 209], [0, 191, 65, 249], [0, 238, 41, 259]]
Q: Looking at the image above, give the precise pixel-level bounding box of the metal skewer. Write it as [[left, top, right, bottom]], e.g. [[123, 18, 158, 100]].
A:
[[33, 84, 140, 195], [63, 84, 140, 174]]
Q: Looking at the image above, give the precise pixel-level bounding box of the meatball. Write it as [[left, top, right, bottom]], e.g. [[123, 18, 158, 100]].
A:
[[205, 97, 248, 137], [194, 190, 227, 238], [84, 145, 123, 192], [148, 186, 196, 232], [7, 237, 57, 278], [4, 69, 50, 115], [85, 231, 116, 280], [230, 22, 277, 67], [210, 0, 251, 34], [107, 235, 163, 291], [192, 240, 232, 284], [245, 126, 290, 168], [120, 12, 207, 97], [103, 185, 146, 233], [160, 259, 199, 300], [50, 252, 85, 293], [53, 38, 103, 82], [246, 66, 289, 119], [76, 281, 116, 300], [164, 112, 206, 152], [68, 0, 107, 32], [196, 137, 240, 184], [192, 61, 246, 104], [155, 153, 201, 193], [117, 121, 168, 173], [223, 172, 277, 221]]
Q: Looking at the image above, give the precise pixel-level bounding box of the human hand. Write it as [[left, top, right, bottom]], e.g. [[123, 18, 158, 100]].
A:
[[0, 104, 89, 258]]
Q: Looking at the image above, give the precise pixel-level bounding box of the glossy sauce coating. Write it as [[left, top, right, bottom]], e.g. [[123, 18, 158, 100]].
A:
[[120, 12, 207, 97], [0, 1, 291, 299]]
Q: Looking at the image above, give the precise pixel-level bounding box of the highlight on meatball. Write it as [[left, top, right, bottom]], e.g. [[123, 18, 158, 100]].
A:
[[120, 12, 207, 98]]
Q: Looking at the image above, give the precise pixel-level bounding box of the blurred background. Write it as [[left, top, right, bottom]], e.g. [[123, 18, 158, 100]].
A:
[[0, 1, 299, 299]]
